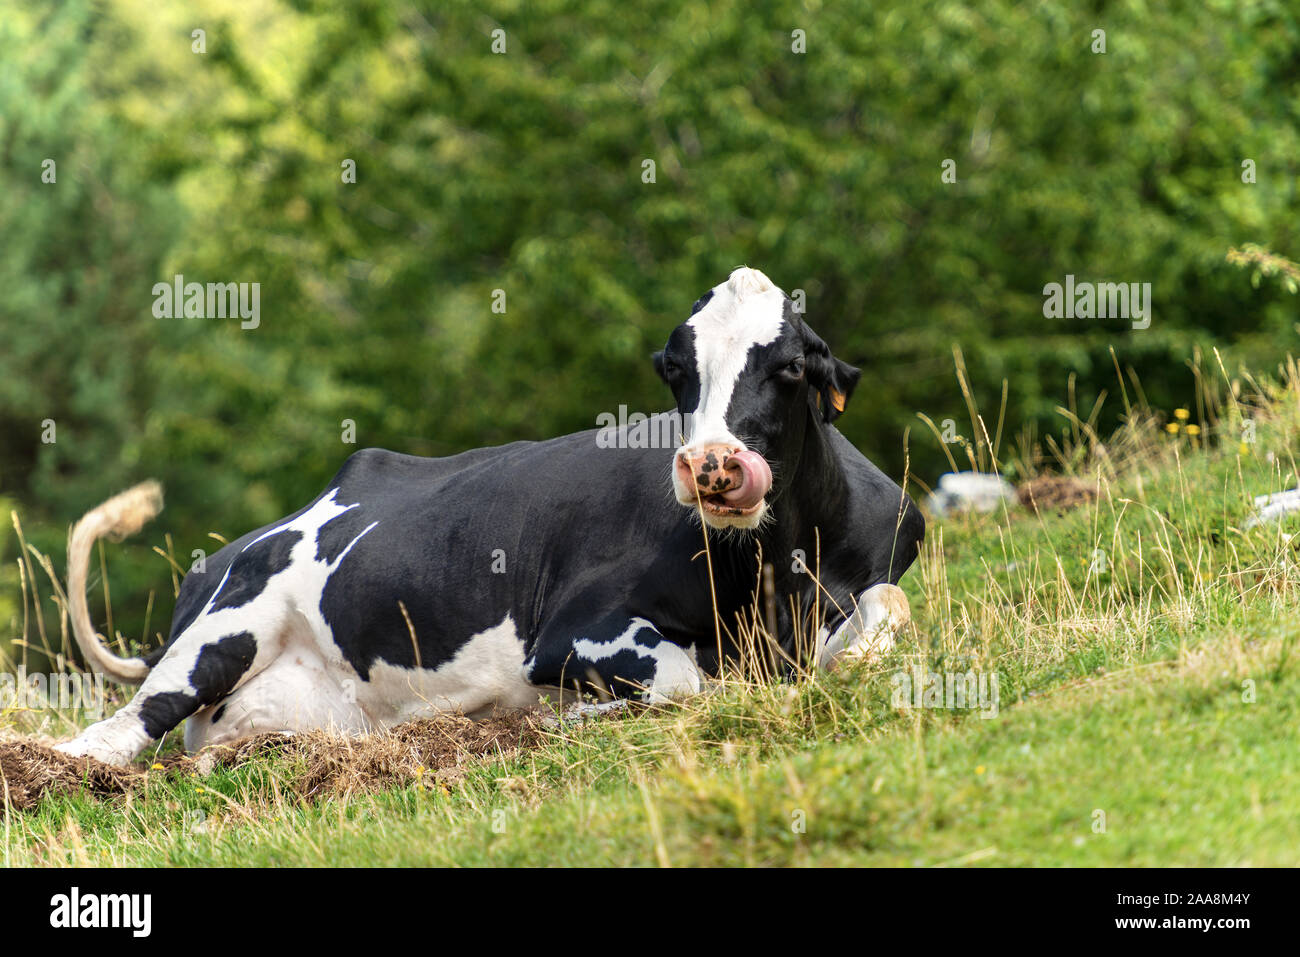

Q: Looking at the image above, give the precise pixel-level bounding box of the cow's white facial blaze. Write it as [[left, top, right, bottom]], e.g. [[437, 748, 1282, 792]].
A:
[[684, 268, 787, 449], [671, 267, 787, 529]]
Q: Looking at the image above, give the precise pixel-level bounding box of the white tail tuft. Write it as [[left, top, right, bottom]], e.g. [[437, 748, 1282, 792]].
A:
[[66, 481, 165, 685]]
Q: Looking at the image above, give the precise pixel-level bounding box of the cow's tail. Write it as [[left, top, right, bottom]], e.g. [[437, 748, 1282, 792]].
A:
[[66, 481, 164, 685]]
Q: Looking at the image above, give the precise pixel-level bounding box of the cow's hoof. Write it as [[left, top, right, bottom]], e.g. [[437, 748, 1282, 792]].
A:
[[819, 583, 910, 671], [53, 738, 135, 767], [53, 716, 150, 767]]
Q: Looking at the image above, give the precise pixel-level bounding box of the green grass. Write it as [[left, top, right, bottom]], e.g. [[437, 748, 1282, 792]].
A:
[[9, 602, 1294, 867], [4, 356, 1300, 866]]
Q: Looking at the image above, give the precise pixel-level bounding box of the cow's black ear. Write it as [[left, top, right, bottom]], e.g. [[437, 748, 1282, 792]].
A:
[[802, 325, 861, 423], [652, 350, 667, 382]]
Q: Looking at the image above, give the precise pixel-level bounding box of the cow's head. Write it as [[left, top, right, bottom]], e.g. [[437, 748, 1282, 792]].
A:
[[654, 267, 861, 530]]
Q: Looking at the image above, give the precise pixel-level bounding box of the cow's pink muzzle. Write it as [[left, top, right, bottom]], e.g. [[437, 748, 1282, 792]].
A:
[[675, 445, 773, 517]]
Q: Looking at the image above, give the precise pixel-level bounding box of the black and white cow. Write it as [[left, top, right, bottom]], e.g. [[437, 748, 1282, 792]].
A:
[[58, 267, 924, 765]]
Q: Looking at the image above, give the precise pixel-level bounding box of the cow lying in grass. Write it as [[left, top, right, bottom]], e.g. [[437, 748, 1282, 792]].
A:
[[58, 267, 924, 765]]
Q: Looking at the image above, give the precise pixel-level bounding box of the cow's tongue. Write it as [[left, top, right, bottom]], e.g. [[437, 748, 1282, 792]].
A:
[[719, 451, 772, 509]]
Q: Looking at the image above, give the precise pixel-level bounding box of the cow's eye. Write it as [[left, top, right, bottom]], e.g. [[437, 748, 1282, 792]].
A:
[[780, 356, 806, 378], [661, 358, 682, 380]]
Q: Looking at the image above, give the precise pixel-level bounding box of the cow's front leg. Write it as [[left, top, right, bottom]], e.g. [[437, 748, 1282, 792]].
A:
[[528, 616, 702, 704], [817, 583, 910, 670]]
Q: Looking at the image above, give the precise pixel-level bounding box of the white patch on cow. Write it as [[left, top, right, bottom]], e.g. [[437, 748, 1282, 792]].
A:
[[817, 583, 911, 670], [573, 617, 701, 702], [152, 490, 377, 699], [184, 607, 371, 751], [361, 614, 540, 723], [683, 266, 788, 449]]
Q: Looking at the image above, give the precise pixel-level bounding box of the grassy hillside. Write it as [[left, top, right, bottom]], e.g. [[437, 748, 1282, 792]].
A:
[[2, 356, 1299, 866]]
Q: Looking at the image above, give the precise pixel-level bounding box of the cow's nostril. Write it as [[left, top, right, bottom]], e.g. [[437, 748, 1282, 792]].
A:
[[677, 446, 750, 493]]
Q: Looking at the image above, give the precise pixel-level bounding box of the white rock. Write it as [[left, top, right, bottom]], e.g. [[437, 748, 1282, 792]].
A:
[[1244, 488, 1300, 529], [926, 471, 1018, 518]]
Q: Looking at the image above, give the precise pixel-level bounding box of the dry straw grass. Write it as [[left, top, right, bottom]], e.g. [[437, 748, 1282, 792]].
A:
[[0, 710, 545, 815]]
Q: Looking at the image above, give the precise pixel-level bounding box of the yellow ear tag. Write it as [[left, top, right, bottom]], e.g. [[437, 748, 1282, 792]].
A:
[[830, 389, 846, 413]]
